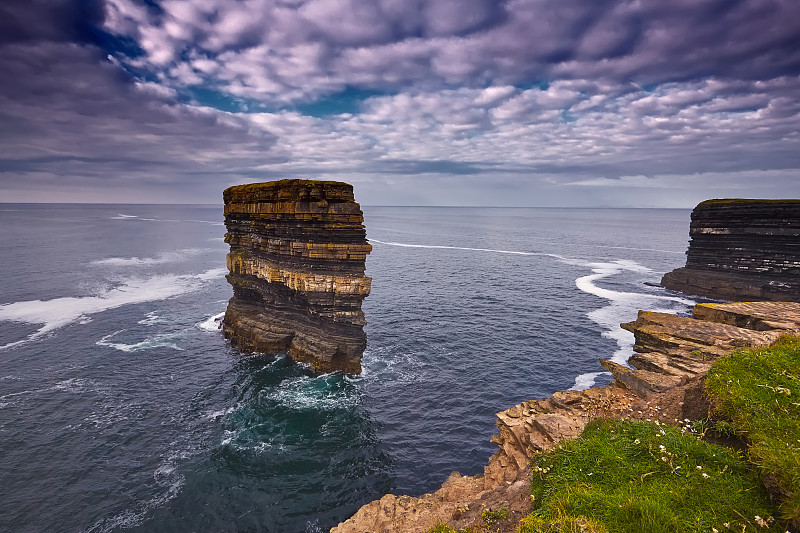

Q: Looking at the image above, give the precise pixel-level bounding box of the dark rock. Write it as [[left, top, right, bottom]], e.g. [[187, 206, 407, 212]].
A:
[[662, 199, 800, 301], [221, 179, 371, 374]]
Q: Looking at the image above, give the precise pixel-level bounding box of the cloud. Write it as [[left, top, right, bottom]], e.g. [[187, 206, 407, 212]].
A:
[[0, 1, 281, 202], [100, 0, 800, 104], [0, 0, 798, 205]]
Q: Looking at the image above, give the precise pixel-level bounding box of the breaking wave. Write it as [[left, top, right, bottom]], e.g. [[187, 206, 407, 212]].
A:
[[0, 268, 227, 350], [91, 249, 209, 267], [196, 311, 225, 332]]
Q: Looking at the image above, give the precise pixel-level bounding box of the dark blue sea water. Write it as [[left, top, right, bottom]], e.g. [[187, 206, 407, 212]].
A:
[[0, 205, 695, 533]]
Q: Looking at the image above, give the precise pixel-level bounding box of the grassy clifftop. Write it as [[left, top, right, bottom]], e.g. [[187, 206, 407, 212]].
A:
[[705, 336, 800, 526], [428, 337, 800, 533]]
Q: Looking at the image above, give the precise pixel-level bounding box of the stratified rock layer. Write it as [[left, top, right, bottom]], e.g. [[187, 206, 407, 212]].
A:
[[662, 199, 800, 301], [333, 301, 800, 533], [222, 179, 371, 374]]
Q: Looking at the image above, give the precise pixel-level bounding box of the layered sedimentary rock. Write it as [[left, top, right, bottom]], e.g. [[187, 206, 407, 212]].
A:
[[662, 199, 800, 301], [222, 179, 371, 374], [333, 301, 800, 532]]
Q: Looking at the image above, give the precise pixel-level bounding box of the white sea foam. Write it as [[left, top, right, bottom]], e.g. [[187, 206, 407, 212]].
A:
[[0, 268, 227, 350], [185, 219, 225, 226], [203, 406, 235, 421], [571, 371, 611, 392], [195, 267, 228, 281], [370, 239, 565, 260], [594, 245, 686, 255], [360, 346, 431, 384], [110, 213, 164, 222], [91, 249, 209, 267], [197, 311, 225, 332], [111, 213, 223, 225], [84, 460, 185, 533], [96, 330, 185, 352], [138, 311, 162, 325], [266, 374, 354, 411], [568, 260, 695, 390], [370, 238, 695, 391], [0, 378, 100, 409]]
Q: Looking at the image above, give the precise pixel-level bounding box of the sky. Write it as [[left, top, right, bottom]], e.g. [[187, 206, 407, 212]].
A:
[[0, 0, 799, 206]]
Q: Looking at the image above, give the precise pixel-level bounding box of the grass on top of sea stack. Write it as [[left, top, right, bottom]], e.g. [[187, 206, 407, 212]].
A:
[[522, 419, 780, 533], [705, 335, 800, 525]]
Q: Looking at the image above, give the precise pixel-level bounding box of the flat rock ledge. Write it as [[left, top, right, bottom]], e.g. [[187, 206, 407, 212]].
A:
[[332, 301, 800, 533]]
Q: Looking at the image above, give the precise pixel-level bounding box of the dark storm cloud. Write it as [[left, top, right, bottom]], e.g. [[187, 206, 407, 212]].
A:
[[0, 0, 279, 202], [0, 0, 104, 45]]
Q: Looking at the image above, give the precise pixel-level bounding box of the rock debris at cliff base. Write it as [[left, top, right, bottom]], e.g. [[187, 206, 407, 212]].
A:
[[221, 179, 371, 374]]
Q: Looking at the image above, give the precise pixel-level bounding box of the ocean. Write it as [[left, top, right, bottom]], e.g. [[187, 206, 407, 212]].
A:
[[0, 204, 695, 532]]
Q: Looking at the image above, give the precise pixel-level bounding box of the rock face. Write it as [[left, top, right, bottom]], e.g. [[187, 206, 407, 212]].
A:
[[333, 301, 800, 533], [662, 199, 800, 301], [221, 179, 371, 374]]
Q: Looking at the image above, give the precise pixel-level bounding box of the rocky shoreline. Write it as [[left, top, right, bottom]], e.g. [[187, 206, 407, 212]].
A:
[[332, 301, 800, 533]]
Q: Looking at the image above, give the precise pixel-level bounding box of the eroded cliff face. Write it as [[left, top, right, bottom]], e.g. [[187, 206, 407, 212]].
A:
[[222, 179, 371, 374], [333, 301, 800, 533], [662, 199, 800, 301]]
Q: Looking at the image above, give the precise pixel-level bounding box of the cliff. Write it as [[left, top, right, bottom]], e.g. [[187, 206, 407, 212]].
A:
[[333, 301, 800, 532], [661, 199, 800, 301], [221, 179, 371, 374]]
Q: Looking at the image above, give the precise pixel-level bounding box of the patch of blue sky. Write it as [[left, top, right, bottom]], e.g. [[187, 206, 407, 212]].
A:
[[294, 87, 394, 117], [514, 79, 551, 91], [185, 87, 259, 113]]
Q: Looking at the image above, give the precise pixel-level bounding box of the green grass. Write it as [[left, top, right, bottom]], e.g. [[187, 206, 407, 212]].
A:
[[523, 419, 780, 533], [481, 508, 510, 525], [426, 508, 510, 533], [432, 337, 800, 533], [428, 525, 475, 533], [705, 335, 800, 523]]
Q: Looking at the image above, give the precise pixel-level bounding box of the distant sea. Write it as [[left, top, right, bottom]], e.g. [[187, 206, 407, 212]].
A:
[[0, 204, 695, 533]]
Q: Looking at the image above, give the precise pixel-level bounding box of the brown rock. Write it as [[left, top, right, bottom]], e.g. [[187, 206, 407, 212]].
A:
[[692, 301, 800, 331], [600, 359, 684, 396], [332, 301, 798, 533], [622, 310, 782, 357], [221, 179, 371, 374], [628, 351, 710, 376]]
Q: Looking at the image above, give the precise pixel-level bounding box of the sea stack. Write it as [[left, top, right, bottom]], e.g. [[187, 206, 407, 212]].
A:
[[221, 179, 372, 374], [661, 199, 800, 301]]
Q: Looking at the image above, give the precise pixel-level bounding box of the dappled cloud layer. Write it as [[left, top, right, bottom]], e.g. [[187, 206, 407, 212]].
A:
[[1, 0, 799, 204]]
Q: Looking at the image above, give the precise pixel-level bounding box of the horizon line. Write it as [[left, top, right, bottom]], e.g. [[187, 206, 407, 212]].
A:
[[0, 201, 695, 209]]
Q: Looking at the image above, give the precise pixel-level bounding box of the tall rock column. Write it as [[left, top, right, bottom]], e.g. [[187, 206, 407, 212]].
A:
[[661, 199, 800, 301], [221, 179, 372, 374]]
